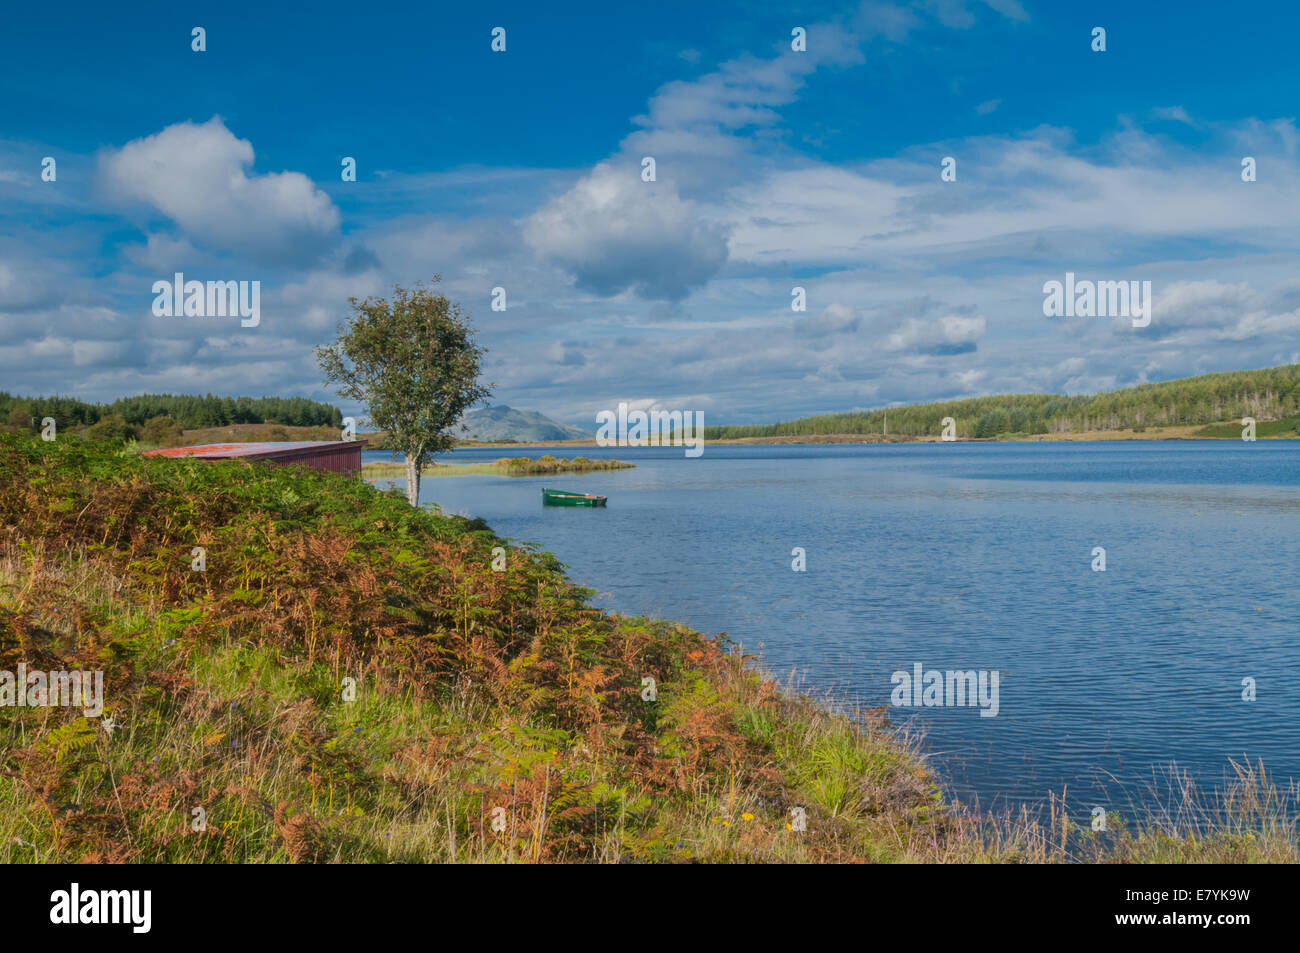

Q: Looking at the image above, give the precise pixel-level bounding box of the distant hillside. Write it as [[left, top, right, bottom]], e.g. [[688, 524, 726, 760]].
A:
[[459, 405, 589, 442], [705, 364, 1300, 440]]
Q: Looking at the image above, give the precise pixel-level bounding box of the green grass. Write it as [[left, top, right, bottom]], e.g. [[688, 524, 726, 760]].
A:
[[363, 456, 634, 479], [1194, 416, 1300, 438], [0, 434, 1296, 863], [363, 461, 510, 478]]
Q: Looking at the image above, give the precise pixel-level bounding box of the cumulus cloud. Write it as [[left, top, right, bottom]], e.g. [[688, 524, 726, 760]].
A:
[[99, 117, 340, 265], [524, 162, 729, 301], [796, 302, 861, 337], [123, 233, 205, 271], [549, 342, 588, 366], [524, 0, 1034, 307], [1152, 280, 1255, 331], [884, 314, 986, 355], [725, 121, 1300, 270], [1146, 279, 1300, 344], [0, 261, 50, 311]]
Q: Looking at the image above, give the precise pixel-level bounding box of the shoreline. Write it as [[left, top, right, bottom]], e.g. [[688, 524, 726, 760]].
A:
[[147, 420, 1295, 451], [3, 433, 1296, 862], [361, 456, 635, 478], [429, 429, 1295, 449]]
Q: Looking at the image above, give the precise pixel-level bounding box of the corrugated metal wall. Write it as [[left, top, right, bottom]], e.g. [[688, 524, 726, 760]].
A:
[[260, 444, 361, 476], [144, 441, 364, 477]]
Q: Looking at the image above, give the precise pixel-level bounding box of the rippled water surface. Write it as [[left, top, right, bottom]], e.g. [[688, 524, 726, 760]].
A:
[[367, 441, 1300, 811]]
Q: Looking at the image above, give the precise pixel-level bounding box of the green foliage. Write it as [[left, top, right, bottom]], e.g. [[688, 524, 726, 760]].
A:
[[316, 278, 492, 505], [0, 391, 341, 433], [42, 719, 99, 763], [493, 456, 635, 475], [83, 413, 139, 444], [0, 434, 961, 862], [139, 415, 185, 446], [2, 435, 1294, 864], [705, 363, 1300, 438], [1196, 415, 1300, 438]]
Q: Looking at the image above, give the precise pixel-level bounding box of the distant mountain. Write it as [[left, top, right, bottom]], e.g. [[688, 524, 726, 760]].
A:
[[458, 405, 590, 442]]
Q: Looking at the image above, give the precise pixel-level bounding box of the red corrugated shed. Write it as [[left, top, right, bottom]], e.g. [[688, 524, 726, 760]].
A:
[[142, 441, 364, 476]]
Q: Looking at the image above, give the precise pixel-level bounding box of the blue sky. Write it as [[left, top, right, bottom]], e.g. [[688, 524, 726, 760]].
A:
[[4, 0, 1300, 425]]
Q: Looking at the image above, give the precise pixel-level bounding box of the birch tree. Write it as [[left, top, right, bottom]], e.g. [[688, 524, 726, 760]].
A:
[[316, 278, 490, 506]]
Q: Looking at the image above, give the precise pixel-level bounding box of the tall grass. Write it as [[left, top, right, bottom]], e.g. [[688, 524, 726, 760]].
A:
[[0, 435, 1294, 863]]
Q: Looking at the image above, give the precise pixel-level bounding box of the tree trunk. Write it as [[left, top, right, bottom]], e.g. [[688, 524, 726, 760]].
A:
[[404, 453, 422, 507]]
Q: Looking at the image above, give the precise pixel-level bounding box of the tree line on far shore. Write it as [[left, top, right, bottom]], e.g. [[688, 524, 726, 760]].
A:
[[0, 392, 343, 443], [705, 364, 1300, 440]]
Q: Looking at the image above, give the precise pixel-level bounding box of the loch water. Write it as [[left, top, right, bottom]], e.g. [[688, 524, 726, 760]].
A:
[[366, 441, 1300, 813]]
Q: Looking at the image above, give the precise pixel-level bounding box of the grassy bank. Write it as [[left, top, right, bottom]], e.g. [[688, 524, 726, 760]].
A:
[[0, 434, 1295, 863], [363, 456, 634, 479]]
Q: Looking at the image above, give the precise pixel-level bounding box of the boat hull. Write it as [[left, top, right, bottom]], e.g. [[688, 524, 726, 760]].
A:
[[542, 487, 607, 507]]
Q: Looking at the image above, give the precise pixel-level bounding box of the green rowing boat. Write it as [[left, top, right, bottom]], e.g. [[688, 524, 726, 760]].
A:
[[542, 487, 607, 507]]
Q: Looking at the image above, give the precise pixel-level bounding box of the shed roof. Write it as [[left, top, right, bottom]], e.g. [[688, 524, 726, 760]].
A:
[[142, 441, 361, 459]]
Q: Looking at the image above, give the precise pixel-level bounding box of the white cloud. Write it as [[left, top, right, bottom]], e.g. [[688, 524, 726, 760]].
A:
[[524, 161, 729, 301], [523, 0, 1035, 306], [11, 3, 1300, 427], [885, 314, 987, 354], [797, 302, 862, 337], [72, 339, 125, 367], [723, 123, 1300, 269], [123, 233, 204, 271], [99, 117, 340, 265]]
